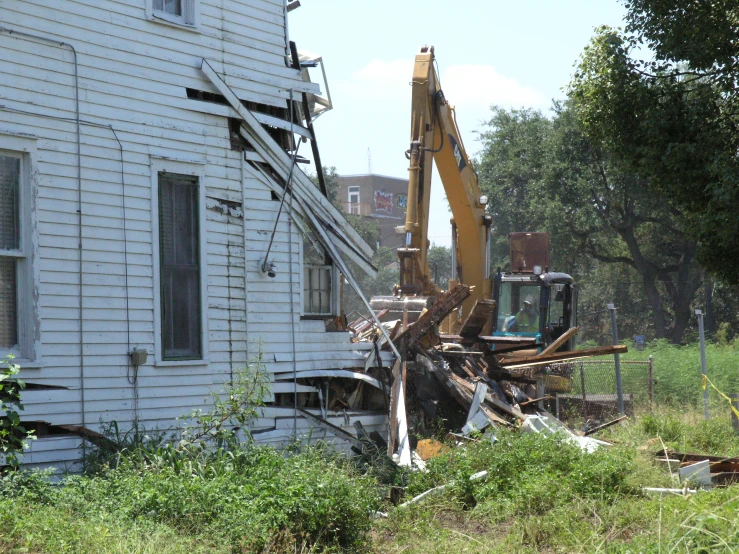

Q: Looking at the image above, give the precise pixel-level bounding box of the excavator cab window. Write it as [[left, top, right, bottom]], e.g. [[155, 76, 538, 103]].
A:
[[546, 284, 566, 342], [497, 281, 542, 336]]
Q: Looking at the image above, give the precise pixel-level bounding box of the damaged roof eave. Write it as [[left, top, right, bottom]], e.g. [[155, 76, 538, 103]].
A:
[[199, 58, 376, 275]]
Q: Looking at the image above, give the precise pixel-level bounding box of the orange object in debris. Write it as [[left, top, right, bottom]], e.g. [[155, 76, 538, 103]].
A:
[[415, 438, 451, 461]]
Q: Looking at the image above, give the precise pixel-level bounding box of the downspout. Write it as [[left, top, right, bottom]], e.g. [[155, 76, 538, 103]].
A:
[[0, 27, 85, 440]]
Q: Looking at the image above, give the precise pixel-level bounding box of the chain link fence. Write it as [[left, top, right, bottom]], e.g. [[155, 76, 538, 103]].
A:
[[539, 358, 654, 427]]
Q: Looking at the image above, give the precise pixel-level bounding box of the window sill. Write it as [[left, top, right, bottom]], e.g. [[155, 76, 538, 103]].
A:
[[150, 12, 200, 33], [155, 359, 209, 368]]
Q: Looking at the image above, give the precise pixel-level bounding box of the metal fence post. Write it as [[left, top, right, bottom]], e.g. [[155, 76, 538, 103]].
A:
[[696, 309, 709, 420], [648, 355, 654, 410], [580, 361, 586, 403], [608, 303, 624, 414]]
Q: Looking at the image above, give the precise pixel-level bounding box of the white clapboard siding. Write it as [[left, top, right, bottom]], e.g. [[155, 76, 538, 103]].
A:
[[2, 0, 385, 469]]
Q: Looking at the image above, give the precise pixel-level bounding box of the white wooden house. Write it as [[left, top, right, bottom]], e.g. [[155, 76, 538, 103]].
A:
[[0, 0, 389, 469]]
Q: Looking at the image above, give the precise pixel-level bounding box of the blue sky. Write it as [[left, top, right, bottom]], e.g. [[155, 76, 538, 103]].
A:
[[289, 1, 627, 246]]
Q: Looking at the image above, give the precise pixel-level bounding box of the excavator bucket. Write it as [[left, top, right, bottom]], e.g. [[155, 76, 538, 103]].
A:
[[368, 295, 433, 324]]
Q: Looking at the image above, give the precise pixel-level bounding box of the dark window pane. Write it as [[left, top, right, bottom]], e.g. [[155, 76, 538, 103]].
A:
[[164, 0, 182, 16], [0, 155, 20, 251], [0, 257, 17, 349], [159, 173, 200, 359]]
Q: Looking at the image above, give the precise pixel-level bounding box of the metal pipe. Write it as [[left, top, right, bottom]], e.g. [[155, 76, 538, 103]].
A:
[[697, 309, 709, 420], [484, 224, 491, 280], [285, 90, 299, 438], [607, 303, 624, 414], [404, 138, 422, 239], [648, 354, 654, 410], [0, 27, 85, 437], [450, 219, 457, 281], [262, 88, 301, 274]]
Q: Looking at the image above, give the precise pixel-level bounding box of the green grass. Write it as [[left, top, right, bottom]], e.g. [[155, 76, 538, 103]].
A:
[[5, 341, 739, 553], [374, 413, 739, 553], [621, 339, 739, 408], [0, 444, 382, 553]]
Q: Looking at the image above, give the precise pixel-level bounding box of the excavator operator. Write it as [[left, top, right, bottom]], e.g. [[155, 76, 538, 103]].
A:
[[503, 295, 539, 333]]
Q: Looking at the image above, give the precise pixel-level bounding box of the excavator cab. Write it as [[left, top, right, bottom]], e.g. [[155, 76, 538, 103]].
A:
[[491, 233, 577, 351], [492, 272, 577, 350]]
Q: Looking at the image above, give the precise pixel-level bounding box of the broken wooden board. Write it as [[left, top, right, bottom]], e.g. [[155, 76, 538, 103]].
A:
[[487, 342, 544, 355], [447, 372, 526, 421], [459, 299, 496, 338], [416, 354, 508, 426], [536, 327, 578, 357], [499, 345, 628, 368], [296, 408, 364, 450], [348, 309, 390, 333]]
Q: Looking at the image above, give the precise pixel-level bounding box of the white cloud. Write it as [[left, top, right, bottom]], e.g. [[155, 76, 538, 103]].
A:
[[335, 59, 414, 101], [336, 59, 548, 112], [440, 64, 549, 113]]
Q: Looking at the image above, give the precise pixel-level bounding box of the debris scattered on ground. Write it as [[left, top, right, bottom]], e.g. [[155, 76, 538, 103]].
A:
[[656, 449, 739, 487], [342, 285, 632, 468]]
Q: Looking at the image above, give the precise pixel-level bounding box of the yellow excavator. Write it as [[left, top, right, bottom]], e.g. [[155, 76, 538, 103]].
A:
[[370, 45, 578, 348], [370, 45, 492, 333]]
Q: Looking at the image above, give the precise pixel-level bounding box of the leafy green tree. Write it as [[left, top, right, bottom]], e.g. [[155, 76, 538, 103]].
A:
[[477, 104, 703, 342], [476, 108, 556, 271], [569, 7, 739, 286]]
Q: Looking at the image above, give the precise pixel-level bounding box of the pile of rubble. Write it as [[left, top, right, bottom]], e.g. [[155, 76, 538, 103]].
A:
[[349, 284, 628, 466]]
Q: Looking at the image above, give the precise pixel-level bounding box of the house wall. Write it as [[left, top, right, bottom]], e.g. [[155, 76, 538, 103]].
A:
[[0, 0, 386, 469]]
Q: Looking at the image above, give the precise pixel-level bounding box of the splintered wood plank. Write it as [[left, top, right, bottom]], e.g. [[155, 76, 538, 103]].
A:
[[500, 344, 629, 368], [537, 327, 578, 357], [459, 299, 496, 338]]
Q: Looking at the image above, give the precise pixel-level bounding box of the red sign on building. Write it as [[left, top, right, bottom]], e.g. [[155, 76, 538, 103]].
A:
[[374, 190, 393, 214]]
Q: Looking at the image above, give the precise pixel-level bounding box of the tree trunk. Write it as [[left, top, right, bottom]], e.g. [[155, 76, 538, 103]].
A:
[[643, 277, 668, 340], [664, 247, 703, 344], [619, 225, 669, 339]]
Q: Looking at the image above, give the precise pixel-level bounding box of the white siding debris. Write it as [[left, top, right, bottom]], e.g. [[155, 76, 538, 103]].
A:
[[0, 0, 387, 468]]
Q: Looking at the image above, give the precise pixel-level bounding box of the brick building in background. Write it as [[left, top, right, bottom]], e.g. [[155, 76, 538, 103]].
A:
[[336, 174, 408, 250]]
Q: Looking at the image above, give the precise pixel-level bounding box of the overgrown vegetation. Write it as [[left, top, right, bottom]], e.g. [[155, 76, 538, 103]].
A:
[[4, 343, 739, 552], [1, 357, 384, 553], [0, 355, 34, 468], [0, 445, 381, 553]]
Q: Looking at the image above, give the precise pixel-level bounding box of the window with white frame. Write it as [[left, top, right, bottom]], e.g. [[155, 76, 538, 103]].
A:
[[0, 149, 34, 360], [302, 232, 336, 317], [151, 0, 197, 26], [347, 186, 360, 215], [304, 265, 333, 316], [0, 154, 20, 351], [158, 173, 202, 359]]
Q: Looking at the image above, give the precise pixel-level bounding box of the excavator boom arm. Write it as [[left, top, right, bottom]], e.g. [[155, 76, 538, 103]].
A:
[[403, 46, 492, 326]]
